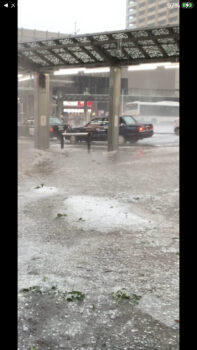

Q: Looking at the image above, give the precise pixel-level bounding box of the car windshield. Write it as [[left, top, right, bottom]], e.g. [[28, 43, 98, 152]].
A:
[[121, 115, 137, 125], [89, 119, 103, 124], [49, 117, 63, 125]]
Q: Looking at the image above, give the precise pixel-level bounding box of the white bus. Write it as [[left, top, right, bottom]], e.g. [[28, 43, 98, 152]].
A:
[[126, 101, 179, 118]]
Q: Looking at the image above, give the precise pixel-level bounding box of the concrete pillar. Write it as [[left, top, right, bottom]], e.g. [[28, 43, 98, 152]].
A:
[[34, 72, 50, 150], [175, 68, 179, 94], [108, 66, 121, 151], [57, 90, 63, 118], [84, 101, 90, 124], [49, 76, 53, 117]]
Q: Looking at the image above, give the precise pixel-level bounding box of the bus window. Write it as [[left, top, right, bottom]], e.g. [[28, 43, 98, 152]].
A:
[[127, 103, 139, 116]]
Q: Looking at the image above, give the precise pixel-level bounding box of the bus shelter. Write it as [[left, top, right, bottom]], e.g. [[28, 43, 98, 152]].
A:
[[18, 25, 179, 151]]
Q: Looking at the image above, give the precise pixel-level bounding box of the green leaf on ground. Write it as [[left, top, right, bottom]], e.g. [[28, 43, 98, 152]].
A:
[[20, 285, 59, 296], [34, 183, 44, 189], [51, 285, 57, 290], [65, 290, 85, 302], [56, 213, 67, 218], [112, 289, 141, 305], [20, 286, 42, 294]]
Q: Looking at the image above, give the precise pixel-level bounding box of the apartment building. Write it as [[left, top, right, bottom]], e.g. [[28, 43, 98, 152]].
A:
[[126, 0, 179, 29]]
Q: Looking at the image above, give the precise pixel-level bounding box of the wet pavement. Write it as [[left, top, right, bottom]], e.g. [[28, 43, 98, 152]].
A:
[[18, 131, 179, 350]]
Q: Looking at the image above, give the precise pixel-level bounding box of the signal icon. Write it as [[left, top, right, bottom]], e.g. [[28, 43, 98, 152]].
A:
[[4, 3, 9, 7]]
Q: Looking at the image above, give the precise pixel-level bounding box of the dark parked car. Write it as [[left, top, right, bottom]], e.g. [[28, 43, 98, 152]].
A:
[[174, 119, 179, 135], [49, 117, 69, 139], [64, 115, 153, 144], [24, 117, 69, 138]]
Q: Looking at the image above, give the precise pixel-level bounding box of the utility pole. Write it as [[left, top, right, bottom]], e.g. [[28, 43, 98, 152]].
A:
[[73, 22, 80, 35]]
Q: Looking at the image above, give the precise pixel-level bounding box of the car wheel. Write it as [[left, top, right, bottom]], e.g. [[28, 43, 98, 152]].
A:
[[57, 134, 62, 141], [118, 135, 126, 145], [130, 139, 138, 144], [70, 135, 77, 144]]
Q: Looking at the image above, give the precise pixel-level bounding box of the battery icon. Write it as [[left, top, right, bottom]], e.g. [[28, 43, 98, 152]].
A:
[[181, 2, 194, 8]]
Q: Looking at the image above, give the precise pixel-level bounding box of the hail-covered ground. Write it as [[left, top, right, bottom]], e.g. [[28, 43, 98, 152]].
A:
[[18, 125, 179, 350]]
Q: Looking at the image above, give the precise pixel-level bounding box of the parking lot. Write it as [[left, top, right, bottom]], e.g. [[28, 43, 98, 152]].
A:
[[18, 124, 179, 350]]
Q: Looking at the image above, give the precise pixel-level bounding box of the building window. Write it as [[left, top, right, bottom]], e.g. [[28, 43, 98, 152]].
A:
[[139, 10, 145, 16], [148, 5, 155, 13], [139, 2, 146, 7], [158, 11, 167, 18], [158, 3, 167, 9], [169, 7, 179, 14], [169, 16, 178, 23], [158, 19, 167, 25], [148, 0, 156, 4], [147, 14, 155, 21], [158, 7, 167, 14], [147, 7, 156, 14], [158, 8, 167, 15]]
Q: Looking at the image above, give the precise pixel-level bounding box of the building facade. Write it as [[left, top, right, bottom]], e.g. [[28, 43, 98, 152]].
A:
[[126, 0, 179, 29]]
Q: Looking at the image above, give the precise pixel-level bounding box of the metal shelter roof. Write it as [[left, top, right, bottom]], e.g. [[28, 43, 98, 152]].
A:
[[18, 25, 179, 73]]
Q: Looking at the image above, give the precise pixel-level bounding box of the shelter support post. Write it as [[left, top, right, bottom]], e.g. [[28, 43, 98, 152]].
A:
[[49, 78, 53, 117], [108, 66, 121, 152], [34, 72, 50, 150], [84, 101, 90, 124], [57, 90, 63, 118]]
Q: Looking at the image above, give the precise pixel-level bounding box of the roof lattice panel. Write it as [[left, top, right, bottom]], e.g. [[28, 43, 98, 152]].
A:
[[18, 25, 179, 72]]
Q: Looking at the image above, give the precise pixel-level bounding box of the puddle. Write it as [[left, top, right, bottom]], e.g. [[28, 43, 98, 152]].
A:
[[63, 195, 149, 233]]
